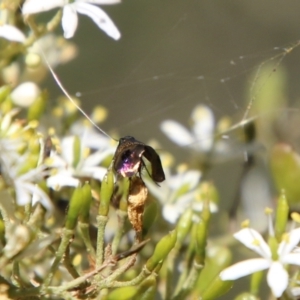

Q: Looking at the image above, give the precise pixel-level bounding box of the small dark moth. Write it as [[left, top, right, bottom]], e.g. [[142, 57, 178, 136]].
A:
[[113, 136, 165, 183]]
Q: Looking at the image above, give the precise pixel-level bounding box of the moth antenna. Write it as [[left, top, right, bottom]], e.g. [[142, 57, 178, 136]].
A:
[[40, 51, 117, 141]]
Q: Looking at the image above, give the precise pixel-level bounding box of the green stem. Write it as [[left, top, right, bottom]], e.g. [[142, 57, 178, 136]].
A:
[[172, 238, 195, 296], [165, 249, 178, 300], [105, 265, 149, 288], [78, 221, 96, 258], [43, 228, 74, 287], [9, 287, 40, 299], [172, 260, 203, 300], [98, 253, 137, 289], [64, 244, 81, 279], [10, 259, 150, 298], [96, 215, 108, 268], [46, 260, 112, 294], [111, 210, 127, 255]]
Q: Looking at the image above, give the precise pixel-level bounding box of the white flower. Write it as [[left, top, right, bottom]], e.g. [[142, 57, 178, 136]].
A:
[[145, 167, 217, 223], [46, 135, 115, 189], [22, 0, 121, 40], [1, 153, 52, 211], [220, 227, 300, 297], [11, 82, 40, 107], [0, 25, 26, 43], [161, 105, 215, 152], [70, 120, 113, 150], [0, 110, 52, 210], [14, 167, 53, 211]]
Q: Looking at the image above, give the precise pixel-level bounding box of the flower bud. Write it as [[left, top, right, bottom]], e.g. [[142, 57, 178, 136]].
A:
[[250, 270, 263, 295], [65, 186, 84, 230], [175, 208, 193, 249], [194, 198, 211, 265], [98, 168, 114, 216], [27, 90, 47, 121], [79, 183, 92, 223], [146, 230, 177, 272], [275, 190, 289, 240], [72, 135, 81, 168], [196, 246, 232, 295], [107, 286, 137, 300], [200, 275, 233, 300]]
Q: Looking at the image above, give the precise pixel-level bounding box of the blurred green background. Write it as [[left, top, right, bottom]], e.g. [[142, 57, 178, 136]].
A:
[[45, 0, 300, 142]]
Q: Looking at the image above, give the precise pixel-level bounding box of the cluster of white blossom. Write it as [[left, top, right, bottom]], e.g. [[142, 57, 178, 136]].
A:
[[220, 216, 300, 297], [0, 0, 121, 43], [0, 106, 116, 211]]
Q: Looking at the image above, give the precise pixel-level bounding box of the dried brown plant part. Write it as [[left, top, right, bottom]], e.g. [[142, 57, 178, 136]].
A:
[[127, 177, 148, 241]]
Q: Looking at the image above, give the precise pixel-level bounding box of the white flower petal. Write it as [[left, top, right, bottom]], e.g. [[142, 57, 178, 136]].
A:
[[27, 183, 53, 211], [169, 170, 201, 190], [18, 165, 45, 182], [81, 0, 121, 4], [89, 166, 108, 181], [161, 120, 195, 147], [61, 136, 77, 166], [267, 261, 288, 297], [220, 258, 270, 280], [47, 173, 80, 189], [22, 0, 63, 14], [162, 203, 183, 224], [0, 25, 26, 43], [62, 4, 79, 39], [11, 82, 40, 107], [75, 2, 121, 40], [175, 190, 197, 207], [191, 105, 214, 152], [281, 252, 300, 266], [71, 121, 113, 149], [80, 127, 111, 149], [278, 227, 300, 258], [82, 148, 115, 167], [15, 183, 31, 206], [48, 153, 68, 168], [193, 201, 218, 213], [234, 228, 271, 259]]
